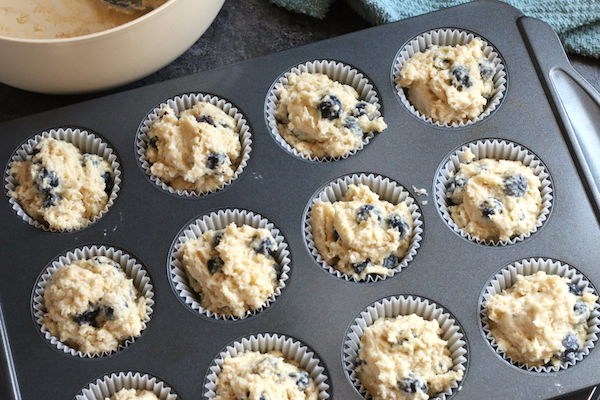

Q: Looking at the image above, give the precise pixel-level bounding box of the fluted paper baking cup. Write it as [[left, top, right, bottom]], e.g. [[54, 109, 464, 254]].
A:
[[5, 128, 121, 232], [136, 93, 252, 197], [392, 28, 507, 128], [304, 173, 423, 282], [76, 371, 178, 400], [435, 138, 553, 246], [344, 295, 467, 399], [204, 333, 330, 399], [169, 209, 291, 320], [32, 245, 154, 358], [265, 59, 384, 162], [343, 295, 467, 400], [480, 258, 600, 372]]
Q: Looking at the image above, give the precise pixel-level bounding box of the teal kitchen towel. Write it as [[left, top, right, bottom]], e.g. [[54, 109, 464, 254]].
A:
[[268, 0, 600, 58]]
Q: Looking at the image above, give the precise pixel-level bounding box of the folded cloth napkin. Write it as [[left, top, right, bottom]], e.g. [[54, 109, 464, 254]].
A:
[[269, 0, 600, 58]]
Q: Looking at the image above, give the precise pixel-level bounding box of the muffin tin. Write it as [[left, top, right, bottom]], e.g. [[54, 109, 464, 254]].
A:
[[1, 1, 600, 399]]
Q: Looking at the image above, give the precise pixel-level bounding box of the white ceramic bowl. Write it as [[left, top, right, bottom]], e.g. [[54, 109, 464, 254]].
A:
[[0, 0, 224, 94]]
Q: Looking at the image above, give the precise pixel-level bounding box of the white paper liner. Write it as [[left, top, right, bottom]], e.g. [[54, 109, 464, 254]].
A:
[[204, 333, 330, 399], [392, 28, 507, 128], [435, 138, 553, 246], [304, 173, 423, 282], [32, 245, 154, 358], [480, 258, 600, 372], [169, 209, 291, 320], [4, 128, 121, 232], [343, 295, 468, 399], [264, 59, 384, 162], [76, 371, 178, 400], [136, 93, 252, 197]]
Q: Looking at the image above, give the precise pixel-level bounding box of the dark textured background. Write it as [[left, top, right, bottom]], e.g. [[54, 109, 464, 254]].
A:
[[0, 0, 598, 123]]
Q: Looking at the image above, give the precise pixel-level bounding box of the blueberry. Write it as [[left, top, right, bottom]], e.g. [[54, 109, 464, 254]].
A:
[[73, 306, 100, 328], [102, 172, 113, 196], [148, 136, 159, 149], [398, 373, 428, 394], [567, 282, 582, 296], [479, 59, 495, 80], [559, 333, 579, 362], [434, 57, 452, 70], [356, 205, 381, 223], [290, 370, 310, 390], [343, 117, 363, 137], [351, 260, 370, 274], [352, 101, 368, 117], [383, 254, 399, 269], [332, 229, 339, 241], [387, 214, 410, 239], [447, 174, 467, 193], [503, 174, 528, 197], [213, 233, 223, 247], [195, 114, 216, 127], [206, 152, 228, 169], [82, 154, 101, 166], [207, 257, 224, 274], [35, 168, 59, 193], [480, 198, 503, 218], [317, 94, 342, 120], [254, 237, 276, 256], [450, 65, 472, 91], [574, 300, 588, 316], [43, 193, 61, 208], [103, 306, 114, 320]]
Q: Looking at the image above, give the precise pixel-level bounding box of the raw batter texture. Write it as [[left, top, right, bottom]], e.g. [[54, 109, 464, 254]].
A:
[[107, 388, 158, 400], [357, 314, 463, 400], [397, 39, 495, 125], [485, 271, 597, 366], [446, 151, 542, 242], [43, 256, 147, 354], [275, 72, 387, 158], [215, 351, 318, 400], [9, 137, 114, 231], [145, 102, 242, 193], [310, 184, 413, 280], [181, 223, 279, 317]]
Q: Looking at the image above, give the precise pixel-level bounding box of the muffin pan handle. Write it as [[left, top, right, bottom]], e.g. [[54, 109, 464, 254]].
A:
[[518, 16, 600, 212], [0, 304, 21, 400]]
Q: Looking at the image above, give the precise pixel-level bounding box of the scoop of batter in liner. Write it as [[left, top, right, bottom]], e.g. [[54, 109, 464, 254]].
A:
[[106, 388, 158, 400], [275, 72, 387, 158]]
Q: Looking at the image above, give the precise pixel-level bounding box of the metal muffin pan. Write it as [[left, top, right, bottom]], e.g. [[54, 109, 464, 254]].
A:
[[1, 0, 599, 398]]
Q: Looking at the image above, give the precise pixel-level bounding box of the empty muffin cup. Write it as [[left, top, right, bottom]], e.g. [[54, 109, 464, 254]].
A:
[[5, 127, 121, 232], [204, 333, 330, 399], [304, 173, 423, 282], [136, 93, 252, 197], [265, 59, 385, 162], [32, 245, 154, 358], [76, 371, 178, 400], [343, 295, 468, 399], [392, 28, 507, 128], [434, 138, 553, 246], [480, 258, 600, 372], [169, 208, 291, 320]]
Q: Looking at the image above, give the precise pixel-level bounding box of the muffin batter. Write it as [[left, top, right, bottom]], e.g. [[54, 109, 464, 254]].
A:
[[310, 184, 413, 280], [275, 72, 387, 158], [107, 389, 158, 400], [485, 271, 597, 366], [145, 102, 241, 193], [181, 223, 279, 317], [215, 351, 318, 400], [357, 314, 463, 400], [447, 152, 542, 242], [43, 256, 147, 354], [397, 39, 495, 125], [9, 137, 114, 231]]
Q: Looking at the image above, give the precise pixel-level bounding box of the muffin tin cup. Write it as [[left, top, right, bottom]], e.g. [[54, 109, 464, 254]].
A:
[[136, 93, 253, 197], [434, 138, 553, 246], [32, 245, 154, 358], [480, 258, 600, 372], [392, 28, 507, 128], [265, 59, 384, 162], [203, 333, 330, 399], [4, 128, 122, 232], [343, 295, 468, 399], [304, 173, 423, 282], [169, 208, 291, 320], [75, 371, 178, 400]]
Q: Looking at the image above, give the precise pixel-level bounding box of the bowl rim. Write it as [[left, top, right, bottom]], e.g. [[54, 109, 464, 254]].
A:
[[0, 0, 185, 44]]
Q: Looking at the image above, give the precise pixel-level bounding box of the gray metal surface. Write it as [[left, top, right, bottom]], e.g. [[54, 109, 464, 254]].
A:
[[1, 1, 599, 399]]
